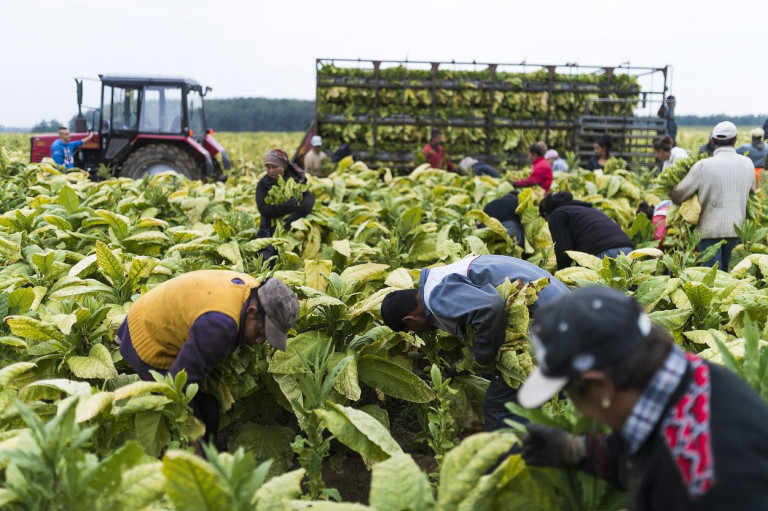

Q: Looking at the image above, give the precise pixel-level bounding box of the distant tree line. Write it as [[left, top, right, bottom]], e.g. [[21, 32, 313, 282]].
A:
[[204, 98, 314, 132], [676, 115, 768, 126], [12, 108, 768, 134]]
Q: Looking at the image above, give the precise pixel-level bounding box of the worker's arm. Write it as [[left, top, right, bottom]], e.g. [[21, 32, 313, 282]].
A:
[[255, 179, 298, 220], [168, 312, 239, 385], [547, 210, 575, 270], [426, 274, 507, 367], [669, 162, 703, 204], [445, 157, 457, 172], [514, 164, 547, 188]]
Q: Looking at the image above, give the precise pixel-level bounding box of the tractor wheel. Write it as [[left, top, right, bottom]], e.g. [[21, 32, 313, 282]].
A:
[[119, 144, 202, 180]]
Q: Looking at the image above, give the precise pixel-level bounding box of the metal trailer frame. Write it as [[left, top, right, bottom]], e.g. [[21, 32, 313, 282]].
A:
[[314, 58, 671, 171]]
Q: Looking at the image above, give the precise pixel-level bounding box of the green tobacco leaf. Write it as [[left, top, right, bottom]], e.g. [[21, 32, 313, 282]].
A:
[[20, 378, 93, 399], [0, 362, 36, 386], [74, 391, 115, 422], [339, 263, 390, 284], [357, 355, 435, 403], [683, 281, 714, 308], [67, 343, 119, 380], [565, 250, 603, 271], [330, 351, 362, 401], [384, 268, 415, 289], [305, 259, 333, 292], [162, 450, 230, 510], [347, 287, 397, 318], [269, 331, 328, 374], [95, 241, 124, 285], [57, 185, 81, 215], [87, 440, 144, 499], [5, 315, 64, 341], [217, 240, 242, 265], [115, 461, 165, 511], [369, 453, 435, 511], [632, 277, 670, 307], [136, 411, 171, 458], [648, 308, 691, 331], [96, 209, 131, 240], [0, 235, 22, 262], [332, 239, 352, 258], [253, 468, 305, 511], [8, 288, 35, 314], [68, 253, 99, 278], [315, 402, 402, 462], [437, 432, 520, 510]]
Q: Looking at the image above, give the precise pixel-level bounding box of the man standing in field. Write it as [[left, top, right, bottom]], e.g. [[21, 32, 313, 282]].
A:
[[422, 129, 456, 172], [303, 135, 328, 175], [380, 255, 570, 430], [51, 126, 95, 169], [117, 270, 299, 439], [669, 121, 755, 271]]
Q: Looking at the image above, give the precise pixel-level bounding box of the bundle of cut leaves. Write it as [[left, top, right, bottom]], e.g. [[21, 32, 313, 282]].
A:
[[264, 175, 309, 205]]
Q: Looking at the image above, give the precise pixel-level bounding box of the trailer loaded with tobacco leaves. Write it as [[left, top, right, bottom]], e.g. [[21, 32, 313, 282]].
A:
[[310, 58, 670, 172]]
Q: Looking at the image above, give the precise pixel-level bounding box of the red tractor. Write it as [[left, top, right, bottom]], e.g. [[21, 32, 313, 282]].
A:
[[30, 75, 231, 180]]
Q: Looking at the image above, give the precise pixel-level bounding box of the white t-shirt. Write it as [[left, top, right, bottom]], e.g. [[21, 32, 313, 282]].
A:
[[661, 146, 689, 171]]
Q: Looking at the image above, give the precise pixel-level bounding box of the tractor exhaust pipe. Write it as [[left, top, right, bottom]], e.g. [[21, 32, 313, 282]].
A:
[[74, 78, 87, 132]]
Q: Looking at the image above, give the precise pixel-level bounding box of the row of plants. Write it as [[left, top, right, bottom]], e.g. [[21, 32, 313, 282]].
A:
[[0, 133, 767, 510]]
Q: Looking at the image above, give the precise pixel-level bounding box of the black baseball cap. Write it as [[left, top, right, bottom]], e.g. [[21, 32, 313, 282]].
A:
[[518, 286, 653, 408]]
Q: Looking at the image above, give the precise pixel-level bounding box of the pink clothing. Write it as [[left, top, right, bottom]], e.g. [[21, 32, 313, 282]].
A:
[[514, 157, 553, 192]]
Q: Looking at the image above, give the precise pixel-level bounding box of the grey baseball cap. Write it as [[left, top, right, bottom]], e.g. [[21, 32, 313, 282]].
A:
[[257, 279, 299, 351]]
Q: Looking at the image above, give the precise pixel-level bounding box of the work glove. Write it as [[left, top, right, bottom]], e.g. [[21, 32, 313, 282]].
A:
[[521, 424, 586, 468], [278, 198, 299, 215]]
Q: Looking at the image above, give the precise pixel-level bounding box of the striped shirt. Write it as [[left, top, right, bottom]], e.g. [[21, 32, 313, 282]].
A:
[[669, 146, 755, 238]]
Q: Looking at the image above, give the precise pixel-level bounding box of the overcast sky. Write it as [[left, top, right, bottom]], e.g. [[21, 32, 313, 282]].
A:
[[0, 0, 762, 128]]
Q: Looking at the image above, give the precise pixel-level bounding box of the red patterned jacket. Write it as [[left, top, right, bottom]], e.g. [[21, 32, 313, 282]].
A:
[[581, 355, 768, 510]]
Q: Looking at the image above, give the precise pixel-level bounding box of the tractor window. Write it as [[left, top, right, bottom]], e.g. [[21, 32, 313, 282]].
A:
[[187, 90, 205, 136], [141, 87, 182, 133], [104, 86, 139, 131]]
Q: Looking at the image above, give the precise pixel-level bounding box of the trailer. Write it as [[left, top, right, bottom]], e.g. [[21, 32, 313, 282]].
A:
[[309, 58, 670, 172]]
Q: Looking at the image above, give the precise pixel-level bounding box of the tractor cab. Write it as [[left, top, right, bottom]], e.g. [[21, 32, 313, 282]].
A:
[[31, 75, 231, 181]]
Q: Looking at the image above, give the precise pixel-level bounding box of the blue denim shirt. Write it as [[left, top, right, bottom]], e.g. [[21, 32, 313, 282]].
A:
[[418, 255, 570, 365]]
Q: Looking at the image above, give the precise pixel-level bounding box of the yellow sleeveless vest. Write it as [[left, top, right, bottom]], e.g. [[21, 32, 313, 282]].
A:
[[127, 270, 260, 369]]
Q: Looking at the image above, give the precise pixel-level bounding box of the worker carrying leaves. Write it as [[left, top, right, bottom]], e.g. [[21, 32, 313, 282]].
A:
[[256, 148, 315, 235], [518, 286, 768, 511], [117, 270, 299, 440], [380, 255, 570, 431]]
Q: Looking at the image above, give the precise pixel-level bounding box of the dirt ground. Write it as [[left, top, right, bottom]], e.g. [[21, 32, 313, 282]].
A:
[[322, 427, 439, 504]]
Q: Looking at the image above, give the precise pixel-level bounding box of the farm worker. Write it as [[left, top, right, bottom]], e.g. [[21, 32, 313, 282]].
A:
[[422, 129, 456, 172], [117, 271, 299, 439], [482, 192, 525, 248], [699, 133, 716, 156], [539, 191, 634, 270], [458, 157, 500, 178], [256, 147, 315, 236], [653, 134, 689, 174], [545, 149, 569, 172], [51, 126, 94, 169], [736, 127, 767, 184], [380, 255, 570, 431], [304, 135, 328, 175], [514, 143, 553, 192], [657, 95, 677, 143], [586, 135, 613, 171], [518, 286, 768, 511], [669, 121, 755, 271]]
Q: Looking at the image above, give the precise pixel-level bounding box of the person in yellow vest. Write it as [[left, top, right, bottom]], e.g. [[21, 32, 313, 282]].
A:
[[116, 270, 299, 438]]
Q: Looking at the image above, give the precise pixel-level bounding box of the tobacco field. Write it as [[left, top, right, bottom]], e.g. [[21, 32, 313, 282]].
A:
[[1, 130, 768, 510]]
